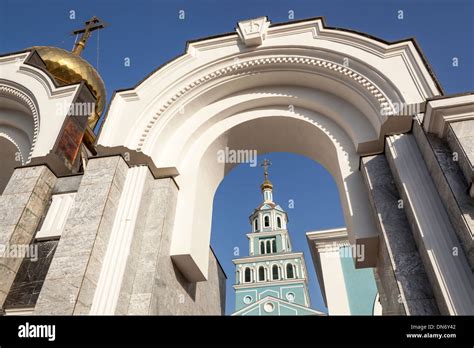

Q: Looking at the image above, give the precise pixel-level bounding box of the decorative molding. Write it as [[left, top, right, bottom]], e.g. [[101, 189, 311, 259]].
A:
[[423, 94, 474, 138], [232, 294, 324, 316], [18, 65, 78, 98], [233, 278, 307, 290], [0, 83, 40, 162], [233, 251, 304, 264], [236, 17, 271, 47], [136, 56, 395, 150], [0, 132, 24, 164]]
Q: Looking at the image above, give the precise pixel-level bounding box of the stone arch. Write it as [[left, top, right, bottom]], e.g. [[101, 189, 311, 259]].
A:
[[97, 17, 442, 281]]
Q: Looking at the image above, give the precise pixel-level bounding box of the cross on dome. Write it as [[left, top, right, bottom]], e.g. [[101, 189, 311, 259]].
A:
[[260, 159, 273, 201]]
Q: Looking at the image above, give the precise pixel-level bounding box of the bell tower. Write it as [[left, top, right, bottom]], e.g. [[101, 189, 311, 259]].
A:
[[232, 160, 324, 316]]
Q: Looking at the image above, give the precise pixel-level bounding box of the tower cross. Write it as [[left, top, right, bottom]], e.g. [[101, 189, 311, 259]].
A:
[[71, 16, 107, 56], [261, 159, 272, 178]]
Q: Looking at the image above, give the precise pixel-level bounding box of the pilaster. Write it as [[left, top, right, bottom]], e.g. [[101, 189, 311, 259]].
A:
[[34, 156, 127, 314], [0, 166, 56, 308], [361, 154, 438, 315]]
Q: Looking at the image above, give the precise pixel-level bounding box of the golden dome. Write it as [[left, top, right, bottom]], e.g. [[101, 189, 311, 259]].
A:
[[260, 177, 273, 191], [29, 46, 106, 128]]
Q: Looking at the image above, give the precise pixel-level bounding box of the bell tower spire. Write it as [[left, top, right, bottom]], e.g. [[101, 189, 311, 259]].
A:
[[260, 159, 273, 203]]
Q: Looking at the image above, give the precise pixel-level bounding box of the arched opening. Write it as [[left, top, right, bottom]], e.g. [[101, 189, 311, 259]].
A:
[[276, 216, 282, 228], [264, 215, 270, 228], [168, 108, 381, 281], [244, 268, 251, 283], [258, 266, 265, 282], [210, 151, 382, 314], [0, 93, 36, 193], [286, 263, 295, 279], [272, 265, 280, 280]]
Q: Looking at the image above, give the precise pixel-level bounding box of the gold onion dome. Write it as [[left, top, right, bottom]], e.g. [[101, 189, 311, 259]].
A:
[[261, 177, 273, 191], [28, 45, 106, 128], [260, 159, 273, 191]]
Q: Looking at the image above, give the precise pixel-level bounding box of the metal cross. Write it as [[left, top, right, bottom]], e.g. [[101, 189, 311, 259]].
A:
[[260, 159, 272, 177], [71, 16, 107, 56]]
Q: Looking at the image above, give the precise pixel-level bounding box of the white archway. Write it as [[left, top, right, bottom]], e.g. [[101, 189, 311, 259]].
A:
[[0, 84, 39, 192], [97, 17, 441, 281], [165, 94, 381, 280]]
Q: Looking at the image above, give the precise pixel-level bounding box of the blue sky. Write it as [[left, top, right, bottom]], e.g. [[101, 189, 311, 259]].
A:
[[1, 0, 472, 314]]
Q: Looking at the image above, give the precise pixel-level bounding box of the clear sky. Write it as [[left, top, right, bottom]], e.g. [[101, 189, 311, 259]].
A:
[[1, 0, 472, 314]]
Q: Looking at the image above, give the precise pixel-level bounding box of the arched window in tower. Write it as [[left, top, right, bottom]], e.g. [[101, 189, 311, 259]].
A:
[[264, 215, 270, 227], [286, 263, 295, 279], [266, 240, 272, 254], [254, 218, 258, 231], [272, 265, 280, 280], [271, 239, 277, 253], [277, 216, 282, 228], [244, 267, 252, 283], [260, 241, 265, 254], [258, 266, 265, 281]]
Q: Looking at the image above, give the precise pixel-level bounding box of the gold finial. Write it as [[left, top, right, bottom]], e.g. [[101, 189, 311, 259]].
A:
[[71, 16, 106, 56], [260, 159, 273, 191]]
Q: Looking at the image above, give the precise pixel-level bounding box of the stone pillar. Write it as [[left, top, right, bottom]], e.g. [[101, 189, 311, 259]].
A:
[[361, 155, 438, 315], [34, 156, 127, 314], [0, 166, 56, 308], [122, 177, 226, 315], [385, 134, 474, 315], [447, 120, 474, 195], [413, 121, 474, 269]]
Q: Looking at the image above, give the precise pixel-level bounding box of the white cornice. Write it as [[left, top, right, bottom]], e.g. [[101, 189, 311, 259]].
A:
[[423, 94, 474, 138], [306, 227, 349, 248], [233, 252, 303, 264], [233, 278, 307, 290], [245, 229, 288, 238]]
